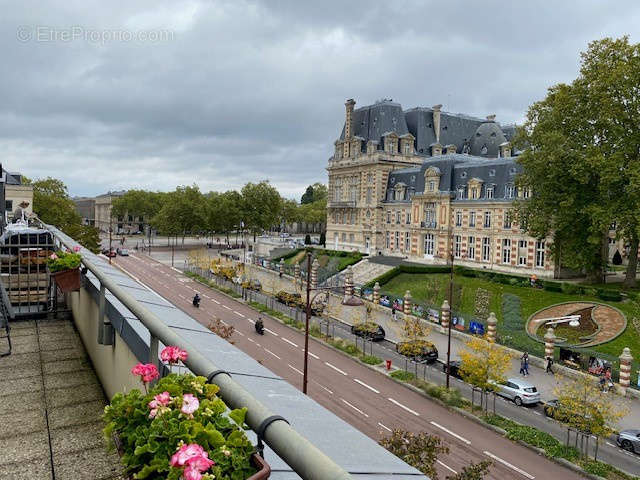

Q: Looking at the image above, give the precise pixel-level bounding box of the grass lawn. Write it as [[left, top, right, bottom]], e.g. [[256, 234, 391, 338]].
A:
[[282, 248, 362, 272], [382, 272, 639, 358]]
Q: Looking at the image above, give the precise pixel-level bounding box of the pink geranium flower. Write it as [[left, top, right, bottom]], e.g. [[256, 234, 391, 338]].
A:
[[183, 466, 203, 480], [131, 363, 159, 384], [186, 453, 215, 472], [73, 245, 81, 252], [50, 253, 58, 260], [181, 393, 199, 416], [161, 345, 188, 364], [170, 443, 205, 467], [148, 391, 172, 418]]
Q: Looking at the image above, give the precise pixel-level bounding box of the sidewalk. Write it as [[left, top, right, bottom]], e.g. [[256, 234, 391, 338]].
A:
[[328, 294, 640, 430]]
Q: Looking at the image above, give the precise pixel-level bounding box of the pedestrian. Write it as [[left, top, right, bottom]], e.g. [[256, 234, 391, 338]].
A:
[[545, 356, 554, 374], [392, 309, 397, 322], [519, 357, 525, 376], [523, 352, 530, 376]]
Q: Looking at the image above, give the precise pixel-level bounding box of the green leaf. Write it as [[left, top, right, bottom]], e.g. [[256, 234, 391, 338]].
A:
[[229, 407, 247, 427]]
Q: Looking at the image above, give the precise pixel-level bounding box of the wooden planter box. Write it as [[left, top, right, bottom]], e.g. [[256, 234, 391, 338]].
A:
[[50, 267, 81, 293]]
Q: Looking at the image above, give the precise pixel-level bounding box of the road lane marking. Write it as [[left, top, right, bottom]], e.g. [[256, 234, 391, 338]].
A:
[[171, 267, 181, 273], [264, 328, 278, 336], [340, 398, 369, 418], [313, 381, 334, 395], [265, 349, 281, 360], [248, 318, 256, 324], [236, 331, 244, 336], [203, 294, 210, 299], [378, 422, 392, 432], [212, 299, 220, 304], [354, 378, 380, 394], [533, 411, 542, 415], [288, 364, 304, 375], [222, 305, 231, 310], [247, 338, 255, 343], [437, 460, 457, 475], [606, 441, 616, 448], [307, 351, 319, 359], [388, 398, 419, 416], [429, 421, 470, 444], [325, 362, 348, 376], [483, 451, 534, 479], [282, 338, 299, 348], [234, 311, 245, 317], [178, 294, 186, 299]]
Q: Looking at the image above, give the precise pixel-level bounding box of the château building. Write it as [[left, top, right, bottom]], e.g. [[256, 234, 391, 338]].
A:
[[326, 98, 556, 278]]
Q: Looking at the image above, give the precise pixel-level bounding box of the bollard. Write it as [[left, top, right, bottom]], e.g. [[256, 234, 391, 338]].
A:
[[373, 282, 380, 304], [544, 327, 556, 361], [486, 312, 497, 343], [440, 300, 450, 328], [619, 347, 633, 394], [386, 359, 392, 370], [403, 290, 412, 316]]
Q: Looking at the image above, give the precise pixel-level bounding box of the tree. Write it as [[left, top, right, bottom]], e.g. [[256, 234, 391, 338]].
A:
[[552, 375, 628, 459], [300, 185, 315, 204], [151, 185, 206, 244], [459, 336, 511, 401], [447, 461, 492, 480], [240, 181, 282, 240], [300, 183, 327, 204], [112, 190, 166, 228], [304, 234, 311, 245]]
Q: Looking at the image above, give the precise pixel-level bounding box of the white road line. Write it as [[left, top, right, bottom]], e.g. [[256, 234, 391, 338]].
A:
[[532, 411, 542, 415], [264, 328, 278, 336], [171, 267, 181, 273], [203, 294, 210, 299], [236, 331, 245, 336], [483, 451, 534, 479], [314, 382, 334, 395], [430, 421, 470, 444], [222, 305, 231, 310], [265, 349, 281, 360], [325, 362, 348, 376], [248, 318, 256, 324], [234, 311, 245, 317], [288, 364, 304, 375], [377, 422, 392, 432], [247, 338, 256, 344], [388, 398, 420, 416], [437, 460, 457, 475], [307, 351, 319, 360], [340, 398, 369, 418], [282, 337, 299, 348], [178, 294, 186, 299], [606, 441, 616, 448], [212, 299, 220, 304], [354, 378, 380, 394]]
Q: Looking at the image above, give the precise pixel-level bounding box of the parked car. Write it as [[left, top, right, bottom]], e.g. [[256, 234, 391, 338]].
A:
[[117, 248, 129, 256], [617, 430, 640, 453], [396, 340, 438, 363], [442, 360, 463, 379], [494, 378, 540, 406], [103, 249, 117, 258], [351, 322, 385, 341]]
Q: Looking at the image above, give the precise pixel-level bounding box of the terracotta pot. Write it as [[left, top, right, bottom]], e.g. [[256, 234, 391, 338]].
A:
[[50, 267, 81, 292]]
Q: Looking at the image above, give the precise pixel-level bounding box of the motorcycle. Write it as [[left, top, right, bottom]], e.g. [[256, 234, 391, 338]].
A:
[[192, 295, 201, 308], [255, 321, 264, 335]]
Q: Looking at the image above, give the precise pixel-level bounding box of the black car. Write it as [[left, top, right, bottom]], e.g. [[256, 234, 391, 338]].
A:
[[351, 322, 385, 341], [396, 340, 438, 363], [442, 360, 463, 379]]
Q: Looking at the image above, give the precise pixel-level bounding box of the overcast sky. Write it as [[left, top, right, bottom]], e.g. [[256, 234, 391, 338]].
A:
[[2, 1, 639, 199]]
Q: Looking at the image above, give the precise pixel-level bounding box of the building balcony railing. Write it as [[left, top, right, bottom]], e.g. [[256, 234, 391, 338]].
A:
[[420, 221, 437, 229], [328, 200, 357, 208]]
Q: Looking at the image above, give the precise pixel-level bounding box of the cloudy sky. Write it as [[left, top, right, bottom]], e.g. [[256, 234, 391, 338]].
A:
[[2, 1, 639, 199]]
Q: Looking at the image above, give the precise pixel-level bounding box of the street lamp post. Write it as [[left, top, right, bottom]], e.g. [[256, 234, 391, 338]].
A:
[[446, 249, 454, 389]]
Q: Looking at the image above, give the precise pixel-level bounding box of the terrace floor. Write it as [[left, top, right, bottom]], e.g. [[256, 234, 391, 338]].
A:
[[0, 317, 123, 480]]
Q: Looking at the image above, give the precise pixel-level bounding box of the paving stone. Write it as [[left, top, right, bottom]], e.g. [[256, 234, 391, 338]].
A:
[[9, 334, 39, 348], [0, 456, 52, 480], [12, 338, 40, 354], [8, 320, 36, 329], [51, 421, 107, 455], [0, 375, 43, 397], [0, 362, 41, 380], [0, 408, 46, 439], [8, 326, 37, 337], [37, 322, 75, 333], [40, 347, 86, 363], [0, 351, 39, 369], [0, 390, 44, 414], [0, 430, 49, 466], [44, 370, 99, 391], [48, 399, 107, 430], [42, 358, 91, 375], [39, 337, 84, 352], [54, 445, 122, 480], [38, 331, 80, 344], [47, 383, 105, 408]]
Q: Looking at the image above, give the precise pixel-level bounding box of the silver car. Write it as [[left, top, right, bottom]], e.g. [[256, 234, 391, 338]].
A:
[[617, 430, 640, 453], [495, 378, 540, 406]]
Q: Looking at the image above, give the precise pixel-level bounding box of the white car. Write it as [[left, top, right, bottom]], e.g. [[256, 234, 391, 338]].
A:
[[495, 378, 540, 406]]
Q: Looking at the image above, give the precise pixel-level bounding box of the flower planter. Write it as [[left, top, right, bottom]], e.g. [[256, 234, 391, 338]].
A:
[[247, 453, 271, 480], [50, 267, 81, 293]]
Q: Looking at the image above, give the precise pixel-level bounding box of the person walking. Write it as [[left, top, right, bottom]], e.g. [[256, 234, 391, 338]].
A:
[[392, 309, 397, 322], [545, 356, 554, 374], [519, 356, 526, 375], [522, 352, 530, 376]]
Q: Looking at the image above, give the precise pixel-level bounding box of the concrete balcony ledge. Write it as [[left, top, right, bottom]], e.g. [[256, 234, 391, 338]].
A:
[[48, 227, 425, 479]]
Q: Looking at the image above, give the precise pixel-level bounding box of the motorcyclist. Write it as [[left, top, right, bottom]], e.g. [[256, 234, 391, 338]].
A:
[[255, 316, 264, 334], [192, 292, 201, 307]]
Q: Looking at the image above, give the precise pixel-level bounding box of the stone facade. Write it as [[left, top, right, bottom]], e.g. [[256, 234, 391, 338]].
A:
[[87, 191, 144, 234], [327, 98, 556, 278]]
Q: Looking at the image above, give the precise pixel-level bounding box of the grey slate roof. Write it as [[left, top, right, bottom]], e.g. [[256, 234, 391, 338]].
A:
[[385, 153, 522, 202], [340, 100, 409, 145]]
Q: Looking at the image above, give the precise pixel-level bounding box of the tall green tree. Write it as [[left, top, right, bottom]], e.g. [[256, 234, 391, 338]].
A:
[[112, 189, 166, 224], [240, 181, 281, 240], [151, 185, 206, 244]]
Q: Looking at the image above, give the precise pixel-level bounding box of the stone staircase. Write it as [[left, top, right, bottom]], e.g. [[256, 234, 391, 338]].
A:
[[350, 259, 394, 285], [0, 318, 123, 480]]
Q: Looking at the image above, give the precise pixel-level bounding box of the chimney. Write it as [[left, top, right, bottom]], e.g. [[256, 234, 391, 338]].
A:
[[486, 114, 496, 122], [432, 104, 442, 144], [344, 99, 356, 158]]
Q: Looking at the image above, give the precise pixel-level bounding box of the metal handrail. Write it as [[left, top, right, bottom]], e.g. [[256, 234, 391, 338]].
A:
[[49, 226, 352, 480]]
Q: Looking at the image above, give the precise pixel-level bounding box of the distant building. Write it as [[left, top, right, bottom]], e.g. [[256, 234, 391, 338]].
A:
[[326, 98, 559, 277], [73, 197, 96, 226], [0, 165, 33, 227], [75, 190, 144, 234]]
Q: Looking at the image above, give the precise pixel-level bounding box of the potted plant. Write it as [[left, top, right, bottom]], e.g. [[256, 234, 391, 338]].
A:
[[47, 246, 82, 292], [103, 346, 270, 480]]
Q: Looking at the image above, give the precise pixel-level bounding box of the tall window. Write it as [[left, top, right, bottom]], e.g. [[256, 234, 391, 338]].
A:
[[484, 211, 491, 228], [366, 187, 372, 204], [502, 239, 511, 264], [396, 212, 401, 224], [425, 234, 435, 255], [457, 187, 465, 199], [506, 185, 514, 198], [395, 231, 399, 249], [342, 233, 346, 242], [503, 211, 512, 229], [387, 211, 391, 224], [336, 212, 342, 224], [455, 211, 462, 227], [482, 237, 491, 262], [523, 188, 530, 199], [406, 212, 411, 224], [471, 187, 478, 199], [350, 186, 357, 202], [349, 233, 354, 243], [404, 143, 411, 154], [386, 232, 390, 248], [536, 240, 545, 267], [454, 235, 462, 258], [469, 211, 476, 227], [424, 203, 436, 225], [486, 186, 494, 199], [468, 236, 475, 260], [405, 232, 410, 250], [518, 240, 527, 266]]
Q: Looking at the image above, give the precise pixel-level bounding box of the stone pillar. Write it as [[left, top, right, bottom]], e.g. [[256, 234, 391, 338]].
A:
[[311, 259, 319, 290], [619, 347, 633, 394], [441, 300, 450, 328], [294, 263, 300, 281], [403, 290, 412, 316], [544, 328, 556, 361], [486, 312, 497, 343], [373, 282, 380, 304], [344, 266, 354, 297]]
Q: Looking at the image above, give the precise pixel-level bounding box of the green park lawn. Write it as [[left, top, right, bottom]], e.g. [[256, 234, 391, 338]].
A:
[[381, 272, 639, 358], [282, 248, 362, 272]]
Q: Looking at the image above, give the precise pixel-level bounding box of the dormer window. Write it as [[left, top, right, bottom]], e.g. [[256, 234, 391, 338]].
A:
[[471, 188, 479, 199], [506, 185, 515, 198], [457, 187, 465, 199], [428, 181, 436, 192], [486, 186, 494, 199]]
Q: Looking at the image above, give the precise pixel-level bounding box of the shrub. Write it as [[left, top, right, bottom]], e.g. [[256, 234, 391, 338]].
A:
[[47, 250, 82, 273], [561, 282, 579, 295], [304, 234, 311, 245], [542, 280, 563, 292], [597, 289, 622, 302], [361, 355, 382, 365], [582, 460, 612, 477], [473, 288, 490, 321], [390, 370, 416, 381]]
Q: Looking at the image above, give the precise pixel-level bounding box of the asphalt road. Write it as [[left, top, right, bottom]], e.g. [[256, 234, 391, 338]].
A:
[[111, 252, 586, 480]]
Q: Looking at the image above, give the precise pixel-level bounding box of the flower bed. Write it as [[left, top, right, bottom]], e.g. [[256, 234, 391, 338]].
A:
[[103, 346, 268, 480], [47, 248, 82, 292]]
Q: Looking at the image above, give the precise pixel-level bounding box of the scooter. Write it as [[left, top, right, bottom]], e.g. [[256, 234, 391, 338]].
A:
[[192, 296, 200, 308], [255, 321, 264, 335]]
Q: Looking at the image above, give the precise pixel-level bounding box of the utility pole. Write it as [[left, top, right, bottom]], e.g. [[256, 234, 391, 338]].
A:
[[303, 252, 311, 394], [171, 237, 175, 267], [446, 218, 454, 389], [108, 217, 113, 265]]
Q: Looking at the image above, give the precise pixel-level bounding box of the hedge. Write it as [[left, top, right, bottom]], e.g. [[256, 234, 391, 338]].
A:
[[364, 264, 452, 288]]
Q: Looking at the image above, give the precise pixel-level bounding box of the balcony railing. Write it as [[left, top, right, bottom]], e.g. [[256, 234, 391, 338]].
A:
[[420, 221, 437, 229], [328, 200, 356, 208]]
